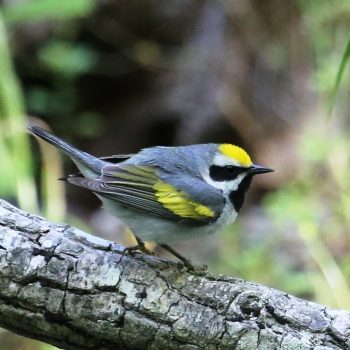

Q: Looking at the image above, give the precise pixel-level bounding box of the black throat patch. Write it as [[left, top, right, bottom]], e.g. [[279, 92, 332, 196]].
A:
[[229, 176, 253, 212]]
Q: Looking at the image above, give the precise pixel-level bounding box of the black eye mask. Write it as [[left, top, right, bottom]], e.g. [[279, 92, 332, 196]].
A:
[[209, 165, 247, 182]]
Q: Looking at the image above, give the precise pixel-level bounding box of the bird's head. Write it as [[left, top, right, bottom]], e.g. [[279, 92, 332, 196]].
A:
[[205, 143, 273, 211]]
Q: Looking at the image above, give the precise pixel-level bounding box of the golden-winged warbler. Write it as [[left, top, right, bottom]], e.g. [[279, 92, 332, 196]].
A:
[[28, 125, 273, 268]]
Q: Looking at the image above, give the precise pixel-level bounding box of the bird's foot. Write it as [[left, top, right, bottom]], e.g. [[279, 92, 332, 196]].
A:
[[159, 244, 207, 273], [178, 260, 208, 274], [123, 243, 153, 256], [177, 260, 208, 273]]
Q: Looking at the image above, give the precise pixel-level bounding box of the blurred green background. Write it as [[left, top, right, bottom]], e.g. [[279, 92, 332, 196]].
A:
[[1, 0, 350, 349]]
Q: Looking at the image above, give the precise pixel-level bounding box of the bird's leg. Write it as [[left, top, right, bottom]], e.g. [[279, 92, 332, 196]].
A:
[[159, 243, 200, 271], [135, 236, 152, 254], [123, 235, 153, 255]]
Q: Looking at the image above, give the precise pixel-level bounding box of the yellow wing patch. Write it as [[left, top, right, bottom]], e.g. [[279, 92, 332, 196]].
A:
[[153, 181, 215, 219], [219, 144, 252, 167]]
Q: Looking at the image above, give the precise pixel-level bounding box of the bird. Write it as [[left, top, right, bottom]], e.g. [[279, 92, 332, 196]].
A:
[[28, 124, 273, 268]]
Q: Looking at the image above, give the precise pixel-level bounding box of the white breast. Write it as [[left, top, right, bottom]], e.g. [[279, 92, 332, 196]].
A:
[[99, 195, 237, 244]]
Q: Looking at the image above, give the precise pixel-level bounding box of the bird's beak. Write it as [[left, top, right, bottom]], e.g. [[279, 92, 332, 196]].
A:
[[248, 164, 274, 175]]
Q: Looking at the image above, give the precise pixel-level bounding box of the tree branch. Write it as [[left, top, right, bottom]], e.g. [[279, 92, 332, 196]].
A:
[[0, 199, 349, 349]]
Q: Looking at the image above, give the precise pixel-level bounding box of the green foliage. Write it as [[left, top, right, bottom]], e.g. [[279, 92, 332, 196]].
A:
[[0, 0, 98, 218], [211, 224, 312, 297], [2, 0, 95, 24], [329, 33, 350, 113], [265, 124, 350, 308], [39, 41, 97, 77], [0, 11, 38, 212], [299, 0, 350, 104]]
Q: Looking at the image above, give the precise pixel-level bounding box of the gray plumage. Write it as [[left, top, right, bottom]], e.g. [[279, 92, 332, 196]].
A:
[[28, 126, 225, 233], [28, 125, 272, 245]]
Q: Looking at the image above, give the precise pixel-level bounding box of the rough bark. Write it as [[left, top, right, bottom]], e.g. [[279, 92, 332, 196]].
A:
[[0, 199, 349, 350]]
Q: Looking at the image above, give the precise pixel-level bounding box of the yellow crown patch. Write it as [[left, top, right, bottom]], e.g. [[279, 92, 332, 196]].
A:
[[219, 144, 252, 167]]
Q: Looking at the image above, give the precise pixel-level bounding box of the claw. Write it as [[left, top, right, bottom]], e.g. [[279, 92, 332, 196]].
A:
[[159, 243, 207, 272], [123, 244, 153, 256], [123, 236, 154, 256]]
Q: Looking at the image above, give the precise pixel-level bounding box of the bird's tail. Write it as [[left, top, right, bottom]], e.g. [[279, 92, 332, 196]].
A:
[[28, 124, 106, 175]]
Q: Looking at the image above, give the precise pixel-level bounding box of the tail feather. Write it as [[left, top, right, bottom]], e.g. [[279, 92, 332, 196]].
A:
[[28, 124, 106, 175]]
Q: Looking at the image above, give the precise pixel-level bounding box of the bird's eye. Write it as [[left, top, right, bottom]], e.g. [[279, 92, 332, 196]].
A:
[[209, 165, 244, 181], [224, 166, 243, 177]]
